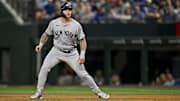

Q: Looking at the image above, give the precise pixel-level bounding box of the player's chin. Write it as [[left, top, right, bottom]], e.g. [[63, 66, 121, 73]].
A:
[[66, 15, 71, 18]]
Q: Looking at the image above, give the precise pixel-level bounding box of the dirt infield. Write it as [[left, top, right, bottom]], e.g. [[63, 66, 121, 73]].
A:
[[0, 94, 180, 101]]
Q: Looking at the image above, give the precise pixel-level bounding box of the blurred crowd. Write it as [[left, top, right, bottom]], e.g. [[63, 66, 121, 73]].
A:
[[35, 0, 180, 23], [152, 68, 176, 86]]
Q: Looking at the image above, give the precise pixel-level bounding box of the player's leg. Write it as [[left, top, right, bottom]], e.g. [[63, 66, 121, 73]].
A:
[[31, 47, 60, 99], [65, 53, 110, 99]]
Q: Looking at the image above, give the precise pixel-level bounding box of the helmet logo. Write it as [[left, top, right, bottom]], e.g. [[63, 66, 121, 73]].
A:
[[61, 2, 72, 10]]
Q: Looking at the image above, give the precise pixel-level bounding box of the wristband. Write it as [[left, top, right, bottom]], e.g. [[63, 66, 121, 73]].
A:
[[39, 42, 44, 47], [80, 50, 86, 58]]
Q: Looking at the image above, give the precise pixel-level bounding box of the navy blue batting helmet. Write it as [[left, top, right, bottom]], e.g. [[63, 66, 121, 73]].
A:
[[61, 2, 73, 10]]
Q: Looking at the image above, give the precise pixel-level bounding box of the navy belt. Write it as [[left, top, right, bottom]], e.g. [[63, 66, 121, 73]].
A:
[[61, 50, 71, 53], [55, 47, 73, 53]]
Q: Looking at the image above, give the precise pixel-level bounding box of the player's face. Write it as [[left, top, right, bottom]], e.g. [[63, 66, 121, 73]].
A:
[[63, 9, 72, 18]]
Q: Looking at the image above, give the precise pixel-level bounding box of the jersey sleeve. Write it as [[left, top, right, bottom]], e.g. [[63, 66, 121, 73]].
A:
[[78, 24, 85, 40], [45, 21, 53, 36]]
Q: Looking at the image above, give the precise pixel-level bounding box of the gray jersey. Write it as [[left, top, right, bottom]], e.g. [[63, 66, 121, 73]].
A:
[[35, 18, 105, 99], [45, 17, 85, 50]]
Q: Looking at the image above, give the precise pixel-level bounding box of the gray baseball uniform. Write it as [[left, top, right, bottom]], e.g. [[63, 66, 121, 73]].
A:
[[37, 17, 101, 94]]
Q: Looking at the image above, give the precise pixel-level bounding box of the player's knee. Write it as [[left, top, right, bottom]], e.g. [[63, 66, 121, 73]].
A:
[[78, 73, 89, 79]]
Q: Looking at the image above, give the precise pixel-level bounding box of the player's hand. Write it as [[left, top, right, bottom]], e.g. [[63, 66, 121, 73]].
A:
[[79, 50, 85, 64], [79, 57, 85, 64], [35, 44, 43, 52]]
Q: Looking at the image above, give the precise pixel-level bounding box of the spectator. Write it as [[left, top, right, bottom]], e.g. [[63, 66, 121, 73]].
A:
[[51, 0, 61, 18], [163, 5, 178, 23], [54, 0, 61, 10], [109, 6, 121, 22], [174, 0, 180, 21], [94, 69, 104, 86], [89, 0, 98, 12], [33, 0, 180, 23], [155, 68, 175, 86], [145, 5, 161, 23], [57, 68, 74, 85], [36, 0, 48, 9], [80, 4, 96, 23], [163, 69, 175, 86], [44, 0, 55, 17], [108, 0, 117, 7], [141, 0, 154, 15], [75, 0, 95, 23], [117, 0, 130, 14], [111, 72, 120, 86], [159, 0, 168, 17], [57, 64, 74, 85], [132, 5, 145, 23], [94, 7, 109, 23], [74, 0, 86, 19], [174, 0, 180, 14], [35, 8, 50, 23], [100, 0, 112, 12], [119, 7, 132, 23]]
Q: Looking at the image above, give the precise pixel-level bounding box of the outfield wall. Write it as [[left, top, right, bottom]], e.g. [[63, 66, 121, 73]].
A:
[[0, 22, 180, 85]]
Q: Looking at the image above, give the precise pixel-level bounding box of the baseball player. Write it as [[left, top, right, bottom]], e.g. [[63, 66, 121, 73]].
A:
[[31, 2, 110, 100]]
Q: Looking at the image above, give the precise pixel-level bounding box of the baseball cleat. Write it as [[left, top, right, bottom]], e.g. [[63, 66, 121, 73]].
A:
[[96, 91, 110, 99], [30, 91, 43, 99]]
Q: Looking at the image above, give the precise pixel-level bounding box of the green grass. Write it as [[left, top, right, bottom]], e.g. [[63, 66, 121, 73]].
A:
[[0, 85, 180, 101], [0, 85, 180, 95]]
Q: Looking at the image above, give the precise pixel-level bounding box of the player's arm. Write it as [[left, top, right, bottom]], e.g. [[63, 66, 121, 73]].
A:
[[35, 32, 49, 52], [79, 37, 87, 64]]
